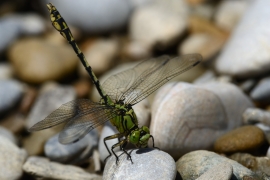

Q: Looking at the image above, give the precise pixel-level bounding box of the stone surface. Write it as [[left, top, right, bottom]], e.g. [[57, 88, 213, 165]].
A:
[[176, 150, 261, 180], [0, 80, 24, 114], [229, 153, 270, 176], [0, 63, 13, 79], [130, 0, 188, 50], [45, 129, 98, 164], [26, 82, 76, 129], [151, 82, 253, 159], [44, 0, 131, 33], [214, 125, 266, 154], [195, 162, 233, 180], [215, 0, 270, 78], [23, 156, 102, 180], [250, 77, 270, 103], [0, 126, 17, 145], [79, 38, 118, 76], [214, 0, 250, 31], [103, 149, 176, 180], [8, 37, 77, 83], [0, 136, 27, 180], [243, 108, 270, 126]]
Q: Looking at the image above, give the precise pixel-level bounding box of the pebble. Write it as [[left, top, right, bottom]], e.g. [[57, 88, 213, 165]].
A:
[[26, 82, 76, 129], [0, 63, 13, 79], [229, 153, 270, 177], [214, 0, 250, 31], [195, 162, 232, 180], [214, 125, 266, 154], [250, 77, 270, 103], [23, 156, 102, 180], [0, 126, 17, 145], [193, 70, 216, 85], [243, 108, 270, 126], [151, 82, 253, 159], [130, 1, 188, 50], [0, 113, 25, 134], [0, 80, 24, 114], [103, 149, 176, 180], [44, 0, 131, 33], [0, 136, 27, 180], [176, 150, 261, 180], [79, 38, 119, 76], [8, 37, 77, 83], [215, 0, 270, 78], [73, 79, 92, 98], [45, 129, 98, 164]]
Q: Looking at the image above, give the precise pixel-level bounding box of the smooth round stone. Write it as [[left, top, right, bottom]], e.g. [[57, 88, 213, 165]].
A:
[[44, 0, 131, 33], [195, 162, 232, 180], [26, 82, 76, 129], [243, 108, 270, 126], [193, 70, 216, 85], [215, 0, 270, 78], [179, 33, 225, 61], [0, 126, 17, 145], [214, 125, 266, 154], [176, 150, 261, 180], [8, 37, 77, 83], [0, 63, 13, 79], [23, 156, 102, 180], [0, 15, 20, 53], [98, 123, 119, 162], [79, 38, 118, 76], [151, 82, 253, 159], [0, 136, 27, 180], [130, 1, 188, 50], [214, 0, 250, 31], [0, 80, 24, 114], [103, 149, 176, 180], [229, 153, 270, 177], [250, 77, 270, 103], [45, 129, 98, 164]]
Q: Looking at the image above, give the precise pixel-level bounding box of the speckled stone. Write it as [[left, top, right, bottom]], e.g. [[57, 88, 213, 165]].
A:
[[0, 136, 27, 180], [177, 150, 261, 180], [214, 125, 266, 153], [151, 82, 253, 159], [103, 149, 176, 180], [250, 77, 270, 103], [195, 162, 232, 180], [23, 156, 102, 180]]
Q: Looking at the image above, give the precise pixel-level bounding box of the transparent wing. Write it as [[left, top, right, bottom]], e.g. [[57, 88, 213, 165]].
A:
[[102, 54, 202, 105], [29, 99, 117, 144]]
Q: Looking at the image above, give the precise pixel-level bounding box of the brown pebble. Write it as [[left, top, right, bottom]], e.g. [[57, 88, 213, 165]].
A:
[[214, 125, 266, 153], [73, 79, 92, 98], [19, 86, 37, 115]]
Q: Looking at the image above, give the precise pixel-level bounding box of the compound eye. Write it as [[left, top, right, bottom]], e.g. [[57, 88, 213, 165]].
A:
[[129, 131, 140, 144]]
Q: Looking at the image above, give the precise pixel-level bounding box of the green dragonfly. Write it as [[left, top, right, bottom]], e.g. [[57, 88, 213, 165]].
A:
[[29, 3, 202, 163]]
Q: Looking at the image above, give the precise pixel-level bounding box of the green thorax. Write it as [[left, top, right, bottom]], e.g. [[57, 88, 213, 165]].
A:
[[109, 101, 138, 135]]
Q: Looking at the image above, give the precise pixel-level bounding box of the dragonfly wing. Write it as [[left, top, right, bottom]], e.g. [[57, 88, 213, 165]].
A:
[[102, 54, 202, 105], [58, 103, 117, 144], [29, 99, 117, 144]]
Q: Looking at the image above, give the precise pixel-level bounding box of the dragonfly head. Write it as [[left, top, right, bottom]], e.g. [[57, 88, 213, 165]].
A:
[[129, 126, 150, 148]]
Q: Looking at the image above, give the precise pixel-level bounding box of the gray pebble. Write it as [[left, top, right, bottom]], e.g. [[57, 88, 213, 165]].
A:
[[151, 82, 253, 159], [176, 150, 261, 180], [0, 63, 13, 79], [26, 82, 76, 129], [0, 126, 17, 145], [23, 156, 102, 180], [215, 0, 270, 78], [250, 77, 270, 103], [0, 136, 27, 180], [195, 162, 232, 180], [0, 80, 24, 114], [45, 129, 98, 164], [243, 107, 270, 126], [44, 0, 132, 33], [103, 149, 176, 180]]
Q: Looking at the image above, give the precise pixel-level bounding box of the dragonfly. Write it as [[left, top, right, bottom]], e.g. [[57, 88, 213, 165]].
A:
[[29, 3, 202, 163]]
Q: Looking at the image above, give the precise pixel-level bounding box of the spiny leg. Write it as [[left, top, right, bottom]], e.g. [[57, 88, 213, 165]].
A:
[[46, 3, 111, 105], [150, 135, 160, 150], [104, 133, 124, 163]]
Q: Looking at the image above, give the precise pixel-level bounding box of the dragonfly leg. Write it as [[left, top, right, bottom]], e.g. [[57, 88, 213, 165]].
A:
[[104, 133, 124, 163], [150, 135, 160, 150], [119, 141, 133, 163]]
